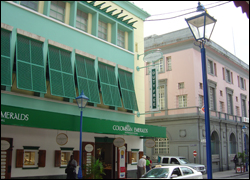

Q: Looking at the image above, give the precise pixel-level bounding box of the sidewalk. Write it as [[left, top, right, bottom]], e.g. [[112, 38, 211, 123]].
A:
[[202, 169, 249, 179]]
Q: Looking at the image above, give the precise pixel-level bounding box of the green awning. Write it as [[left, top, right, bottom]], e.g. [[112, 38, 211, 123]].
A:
[[1, 105, 166, 138]]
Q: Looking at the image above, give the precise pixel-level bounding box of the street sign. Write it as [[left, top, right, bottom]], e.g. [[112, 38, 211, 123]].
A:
[[193, 150, 197, 157]]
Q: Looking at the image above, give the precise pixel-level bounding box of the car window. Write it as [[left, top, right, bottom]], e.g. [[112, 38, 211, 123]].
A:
[[180, 167, 194, 175], [143, 168, 169, 178], [179, 158, 189, 164], [171, 168, 182, 176], [170, 158, 180, 164], [162, 158, 169, 163]]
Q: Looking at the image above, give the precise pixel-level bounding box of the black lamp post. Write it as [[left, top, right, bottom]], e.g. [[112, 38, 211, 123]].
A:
[[185, 2, 217, 179]]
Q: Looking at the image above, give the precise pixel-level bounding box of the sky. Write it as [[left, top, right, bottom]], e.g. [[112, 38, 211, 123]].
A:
[[130, 1, 249, 65]]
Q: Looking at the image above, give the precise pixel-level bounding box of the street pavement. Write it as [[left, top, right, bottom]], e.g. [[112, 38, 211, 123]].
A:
[[202, 169, 249, 179]]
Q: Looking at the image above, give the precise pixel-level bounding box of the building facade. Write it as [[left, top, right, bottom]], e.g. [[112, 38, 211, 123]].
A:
[[143, 28, 249, 172], [1, 1, 166, 179]]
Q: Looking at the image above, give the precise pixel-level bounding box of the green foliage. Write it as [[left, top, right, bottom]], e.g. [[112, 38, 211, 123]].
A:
[[238, 152, 246, 164], [83, 156, 106, 179]]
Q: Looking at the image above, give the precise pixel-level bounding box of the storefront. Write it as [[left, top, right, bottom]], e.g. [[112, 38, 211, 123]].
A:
[[1, 105, 166, 179]]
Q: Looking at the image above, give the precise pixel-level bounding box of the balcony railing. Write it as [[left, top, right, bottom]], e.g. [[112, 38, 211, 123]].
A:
[[166, 106, 245, 123]]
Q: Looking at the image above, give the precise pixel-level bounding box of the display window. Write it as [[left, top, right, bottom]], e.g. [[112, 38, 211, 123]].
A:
[[54, 148, 79, 167], [24, 150, 37, 166], [60, 151, 72, 167]]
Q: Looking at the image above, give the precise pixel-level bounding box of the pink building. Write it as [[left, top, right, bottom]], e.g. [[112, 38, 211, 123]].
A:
[[143, 28, 249, 172]]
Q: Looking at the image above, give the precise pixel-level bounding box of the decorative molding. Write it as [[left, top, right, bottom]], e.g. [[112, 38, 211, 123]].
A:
[[75, 49, 96, 60], [1, 23, 13, 31], [98, 57, 116, 67], [118, 64, 133, 73], [17, 28, 45, 42], [48, 39, 73, 51], [179, 129, 186, 137]]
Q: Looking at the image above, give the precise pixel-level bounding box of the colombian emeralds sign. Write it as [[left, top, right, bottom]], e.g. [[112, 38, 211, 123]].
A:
[[1, 105, 166, 138]]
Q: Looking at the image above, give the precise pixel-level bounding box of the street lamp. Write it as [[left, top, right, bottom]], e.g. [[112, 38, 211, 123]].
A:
[[75, 90, 89, 179], [242, 125, 248, 172], [185, 2, 217, 179]]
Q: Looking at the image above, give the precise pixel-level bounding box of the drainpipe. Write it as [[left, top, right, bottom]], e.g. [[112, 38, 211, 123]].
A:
[[226, 124, 229, 170], [219, 120, 223, 171]]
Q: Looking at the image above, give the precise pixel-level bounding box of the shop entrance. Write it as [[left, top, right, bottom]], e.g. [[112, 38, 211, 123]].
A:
[[1, 137, 13, 179], [95, 137, 115, 179]]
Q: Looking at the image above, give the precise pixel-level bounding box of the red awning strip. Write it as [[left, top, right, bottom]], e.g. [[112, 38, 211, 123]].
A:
[[234, 1, 249, 18]]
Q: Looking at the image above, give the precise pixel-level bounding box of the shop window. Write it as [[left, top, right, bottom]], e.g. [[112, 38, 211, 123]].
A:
[[54, 148, 79, 167], [16, 146, 46, 169], [128, 149, 140, 165]]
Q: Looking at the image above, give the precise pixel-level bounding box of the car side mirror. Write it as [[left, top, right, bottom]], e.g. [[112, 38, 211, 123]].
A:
[[170, 174, 178, 178]]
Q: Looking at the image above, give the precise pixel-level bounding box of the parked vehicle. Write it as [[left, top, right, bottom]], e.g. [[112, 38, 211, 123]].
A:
[[141, 164, 203, 179], [152, 156, 206, 174]]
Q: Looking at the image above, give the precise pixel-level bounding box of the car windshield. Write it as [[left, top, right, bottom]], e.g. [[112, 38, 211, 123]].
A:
[[179, 158, 190, 164], [142, 168, 169, 178]]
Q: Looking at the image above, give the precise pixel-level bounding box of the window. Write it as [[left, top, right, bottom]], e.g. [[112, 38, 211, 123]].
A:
[[16, 146, 46, 168], [159, 85, 165, 110], [220, 101, 224, 112], [166, 56, 172, 71], [229, 133, 236, 154], [55, 149, 78, 167], [220, 90, 223, 96], [225, 69, 233, 84], [178, 82, 184, 89], [117, 29, 125, 48], [222, 67, 225, 80], [76, 9, 88, 32], [20, 1, 38, 11], [50, 1, 65, 22], [60, 151, 71, 166], [131, 150, 139, 164], [171, 168, 182, 176], [239, 77, 246, 90], [236, 96, 238, 102], [154, 58, 164, 73], [226, 88, 234, 115], [170, 158, 180, 164], [180, 167, 194, 175], [98, 20, 107, 40], [199, 83, 203, 89], [154, 138, 169, 154], [236, 106, 240, 116], [211, 131, 219, 154], [162, 158, 169, 163], [207, 59, 214, 74], [209, 87, 216, 110], [241, 94, 247, 117], [199, 95, 204, 107], [178, 95, 187, 108]]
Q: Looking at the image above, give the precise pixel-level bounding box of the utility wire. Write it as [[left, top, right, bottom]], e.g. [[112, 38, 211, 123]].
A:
[[149, 1, 224, 17], [145, 1, 230, 21]]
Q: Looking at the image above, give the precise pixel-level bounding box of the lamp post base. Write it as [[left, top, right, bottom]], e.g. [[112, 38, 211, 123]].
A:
[[77, 166, 83, 179]]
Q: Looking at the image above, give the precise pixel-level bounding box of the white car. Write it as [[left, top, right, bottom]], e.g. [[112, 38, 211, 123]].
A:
[[141, 165, 203, 179]]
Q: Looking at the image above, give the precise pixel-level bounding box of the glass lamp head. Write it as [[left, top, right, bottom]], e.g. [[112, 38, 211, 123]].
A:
[[76, 90, 89, 109], [185, 12, 217, 42]]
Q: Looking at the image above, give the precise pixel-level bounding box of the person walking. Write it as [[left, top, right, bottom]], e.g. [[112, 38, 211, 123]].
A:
[[137, 155, 146, 178], [146, 156, 151, 172], [66, 155, 77, 179], [233, 154, 238, 170]]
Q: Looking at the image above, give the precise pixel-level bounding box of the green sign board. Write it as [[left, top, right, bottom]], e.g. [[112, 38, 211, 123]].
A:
[[1, 105, 166, 138], [149, 67, 159, 111]]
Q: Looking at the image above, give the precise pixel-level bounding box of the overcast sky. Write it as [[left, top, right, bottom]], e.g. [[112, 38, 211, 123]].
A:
[[130, 1, 249, 65]]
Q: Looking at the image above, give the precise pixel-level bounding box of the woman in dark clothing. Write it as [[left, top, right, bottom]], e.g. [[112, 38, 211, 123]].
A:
[[233, 154, 238, 170], [66, 155, 77, 179]]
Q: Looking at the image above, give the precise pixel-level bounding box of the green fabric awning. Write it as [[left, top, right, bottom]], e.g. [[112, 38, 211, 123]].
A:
[[1, 105, 166, 138]]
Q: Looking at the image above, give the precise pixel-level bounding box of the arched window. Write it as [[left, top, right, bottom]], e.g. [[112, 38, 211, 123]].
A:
[[229, 133, 236, 154], [211, 131, 219, 154]]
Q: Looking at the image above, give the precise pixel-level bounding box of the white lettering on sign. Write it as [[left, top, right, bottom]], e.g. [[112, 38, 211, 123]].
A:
[[1, 111, 29, 121], [112, 124, 148, 134]]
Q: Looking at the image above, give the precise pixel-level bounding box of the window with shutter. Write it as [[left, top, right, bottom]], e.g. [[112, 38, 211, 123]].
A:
[[98, 63, 122, 107], [1, 29, 12, 87], [118, 69, 138, 111], [75, 54, 100, 104], [16, 35, 46, 93], [48, 46, 76, 99]]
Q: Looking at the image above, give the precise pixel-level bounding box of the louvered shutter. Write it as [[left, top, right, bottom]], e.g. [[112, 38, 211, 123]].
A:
[[118, 69, 138, 111], [1, 29, 12, 87], [98, 63, 122, 107], [16, 35, 46, 93], [75, 55, 100, 104], [48, 46, 76, 98]]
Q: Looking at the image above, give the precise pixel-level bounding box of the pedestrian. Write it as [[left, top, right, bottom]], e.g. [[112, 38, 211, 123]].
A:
[[146, 156, 150, 172], [66, 155, 77, 179], [137, 155, 146, 178], [149, 156, 152, 169], [233, 154, 238, 170]]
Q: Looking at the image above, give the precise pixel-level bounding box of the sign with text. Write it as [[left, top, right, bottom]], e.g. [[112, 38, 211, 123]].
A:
[[119, 146, 126, 179], [143, 49, 163, 63], [149, 67, 159, 111]]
